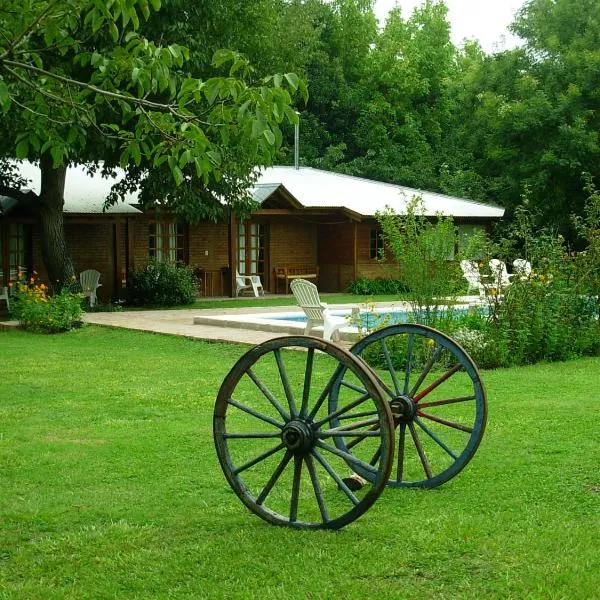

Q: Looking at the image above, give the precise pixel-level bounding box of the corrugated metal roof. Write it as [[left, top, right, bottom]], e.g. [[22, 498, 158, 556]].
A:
[[251, 183, 281, 203], [11, 162, 142, 214], [256, 166, 505, 218]]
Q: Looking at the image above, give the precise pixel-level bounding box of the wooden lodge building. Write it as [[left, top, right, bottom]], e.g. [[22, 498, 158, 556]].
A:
[[0, 163, 504, 301]]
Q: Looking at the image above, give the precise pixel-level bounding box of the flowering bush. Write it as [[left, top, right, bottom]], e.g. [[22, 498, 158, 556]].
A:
[[10, 273, 84, 333]]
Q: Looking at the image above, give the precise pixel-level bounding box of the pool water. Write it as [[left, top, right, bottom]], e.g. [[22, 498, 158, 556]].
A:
[[268, 306, 483, 329]]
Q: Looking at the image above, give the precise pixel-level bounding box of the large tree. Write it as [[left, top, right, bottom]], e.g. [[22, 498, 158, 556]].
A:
[[0, 0, 304, 284]]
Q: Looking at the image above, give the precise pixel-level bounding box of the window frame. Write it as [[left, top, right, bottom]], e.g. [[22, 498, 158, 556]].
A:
[[148, 218, 188, 263], [369, 227, 384, 260]]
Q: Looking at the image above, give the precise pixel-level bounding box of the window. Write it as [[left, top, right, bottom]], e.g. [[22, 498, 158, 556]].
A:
[[149, 220, 186, 262], [0, 223, 31, 284], [370, 228, 384, 260]]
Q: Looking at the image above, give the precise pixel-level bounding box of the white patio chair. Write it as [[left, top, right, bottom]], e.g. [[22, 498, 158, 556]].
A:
[[80, 269, 102, 307], [0, 286, 9, 311], [513, 258, 532, 279], [290, 278, 347, 341], [489, 259, 513, 289], [459, 260, 486, 297], [235, 270, 264, 297]]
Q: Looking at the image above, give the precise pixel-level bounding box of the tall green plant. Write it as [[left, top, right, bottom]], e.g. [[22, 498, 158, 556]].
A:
[[377, 198, 461, 323]]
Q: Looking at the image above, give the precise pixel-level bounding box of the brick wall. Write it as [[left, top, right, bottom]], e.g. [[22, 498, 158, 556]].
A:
[[269, 217, 317, 292], [29, 219, 122, 301]]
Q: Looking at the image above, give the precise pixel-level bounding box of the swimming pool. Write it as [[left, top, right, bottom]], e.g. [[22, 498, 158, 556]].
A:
[[192, 303, 482, 340]]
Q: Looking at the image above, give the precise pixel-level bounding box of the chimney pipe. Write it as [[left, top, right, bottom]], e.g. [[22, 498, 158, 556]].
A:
[[294, 113, 300, 170]]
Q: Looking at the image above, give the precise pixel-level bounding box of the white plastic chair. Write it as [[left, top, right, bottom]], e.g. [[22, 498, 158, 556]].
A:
[[459, 260, 486, 297], [290, 278, 347, 341], [80, 269, 102, 307], [235, 270, 264, 297], [513, 259, 532, 279], [0, 286, 9, 310], [489, 259, 512, 289]]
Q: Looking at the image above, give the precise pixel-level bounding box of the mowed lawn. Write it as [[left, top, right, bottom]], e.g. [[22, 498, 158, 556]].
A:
[[1, 326, 598, 599]]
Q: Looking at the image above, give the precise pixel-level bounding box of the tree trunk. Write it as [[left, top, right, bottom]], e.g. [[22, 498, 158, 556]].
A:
[[37, 156, 75, 287]]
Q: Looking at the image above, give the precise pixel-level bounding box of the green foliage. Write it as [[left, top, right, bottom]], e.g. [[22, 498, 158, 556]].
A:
[[0, 0, 305, 283], [10, 275, 83, 333], [126, 261, 196, 307], [377, 199, 462, 323], [347, 276, 408, 295]]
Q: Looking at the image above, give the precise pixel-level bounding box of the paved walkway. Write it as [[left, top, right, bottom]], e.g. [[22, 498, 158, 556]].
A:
[[83, 306, 303, 346]]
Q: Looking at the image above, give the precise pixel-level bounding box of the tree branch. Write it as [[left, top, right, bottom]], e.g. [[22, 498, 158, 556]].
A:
[[0, 0, 61, 60], [2, 58, 216, 126]]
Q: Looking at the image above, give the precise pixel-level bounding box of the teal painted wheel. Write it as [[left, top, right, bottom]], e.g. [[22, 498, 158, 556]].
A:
[[214, 336, 395, 529], [330, 324, 487, 488]]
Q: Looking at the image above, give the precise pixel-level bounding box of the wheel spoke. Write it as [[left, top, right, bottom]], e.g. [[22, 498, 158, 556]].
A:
[[300, 348, 314, 418], [403, 333, 414, 395], [418, 395, 475, 409], [415, 417, 458, 460], [396, 423, 406, 481], [413, 363, 463, 403], [337, 409, 379, 421], [323, 417, 381, 433], [409, 345, 443, 397], [317, 430, 382, 439], [222, 432, 282, 439], [304, 454, 329, 523], [369, 444, 382, 466], [274, 349, 298, 417], [340, 379, 367, 394], [290, 455, 302, 523], [381, 337, 401, 395], [247, 368, 290, 422], [312, 393, 372, 429], [417, 411, 473, 433], [315, 440, 379, 474], [256, 450, 293, 505], [227, 398, 285, 429], [408, 422, 432, 479], [307, 363, 345, 420], [232, 443, 286, 475], [311, 449, 360, 506], [346, 424, 380, 450]]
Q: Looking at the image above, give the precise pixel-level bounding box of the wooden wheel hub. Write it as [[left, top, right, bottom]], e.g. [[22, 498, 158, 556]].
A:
[[390, 396, 417, 424], [282, 420, 314, 454]]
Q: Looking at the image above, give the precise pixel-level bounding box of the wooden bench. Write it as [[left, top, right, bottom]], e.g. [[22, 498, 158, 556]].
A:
[[274, 265, 320, 294]]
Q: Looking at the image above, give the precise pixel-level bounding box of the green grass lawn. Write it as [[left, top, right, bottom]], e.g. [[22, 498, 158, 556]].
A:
[[1, 327, 599, 599]]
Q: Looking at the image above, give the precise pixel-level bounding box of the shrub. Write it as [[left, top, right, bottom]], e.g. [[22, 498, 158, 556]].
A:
[[377, 199, 462, 324], [10, 274, 83, 333], [347, 277, 409, 295], [126, 261, 196, 307]]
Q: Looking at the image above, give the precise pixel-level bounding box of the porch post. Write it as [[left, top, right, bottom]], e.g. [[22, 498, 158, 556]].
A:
[[353, 221, 358, 282], [229, 211, 238, 297]]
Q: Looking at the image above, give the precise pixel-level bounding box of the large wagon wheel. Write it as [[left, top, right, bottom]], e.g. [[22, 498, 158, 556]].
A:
[[330, 324, 487, 488], [214, 336, 395, 529]]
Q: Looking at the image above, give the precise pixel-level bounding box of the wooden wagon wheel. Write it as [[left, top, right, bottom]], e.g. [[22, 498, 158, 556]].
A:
[[214, 336, 395, 529], [330, 324, 487, 488]]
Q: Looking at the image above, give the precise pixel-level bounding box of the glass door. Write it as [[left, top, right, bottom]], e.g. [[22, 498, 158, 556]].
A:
[[237, 220, 268, 283]]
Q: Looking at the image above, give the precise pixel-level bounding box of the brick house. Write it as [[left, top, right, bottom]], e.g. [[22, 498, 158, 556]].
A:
[[0, 163, 504, 301]]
